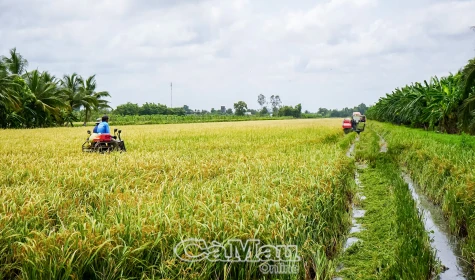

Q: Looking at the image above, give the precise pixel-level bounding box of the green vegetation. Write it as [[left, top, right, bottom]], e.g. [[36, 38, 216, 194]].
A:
[[367, 57, 475, 134], [0, 119, 355, 279], [0, 48, 110, 128], [277, 104, 302, 118], [114, 102, 186, 116], [337, 129, 437, 279], [371, 121, 475, 273], [257, 94, 282, 115], [316, 104, 369, 118], [233, 101, 248, 116], [105, 114, 294, 125]]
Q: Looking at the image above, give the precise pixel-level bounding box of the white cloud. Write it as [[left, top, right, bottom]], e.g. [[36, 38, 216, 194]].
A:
[[0, 0, 474, 110]]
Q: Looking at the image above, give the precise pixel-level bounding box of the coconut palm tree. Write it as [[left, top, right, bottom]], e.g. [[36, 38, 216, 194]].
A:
[[1, 47, 28, 75], [79, 75, 110, 125], [1, 48, 112, 128], [61, 73, 82, 109], [60, 73, 95, 126], [24, 70, 68, 126], [0, 62, 20, 111], [0, 62, 21, 128]]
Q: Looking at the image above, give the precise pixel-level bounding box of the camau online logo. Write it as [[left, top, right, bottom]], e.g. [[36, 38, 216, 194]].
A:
[[174, 238, 300, 274]]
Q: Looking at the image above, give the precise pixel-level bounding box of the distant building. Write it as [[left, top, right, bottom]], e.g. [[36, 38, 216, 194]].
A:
[[221, 106, 226, 113], [244, 112, 252, 116]]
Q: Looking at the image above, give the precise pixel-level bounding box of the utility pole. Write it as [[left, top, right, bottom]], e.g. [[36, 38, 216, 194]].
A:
[[170, 82, 173, 108]]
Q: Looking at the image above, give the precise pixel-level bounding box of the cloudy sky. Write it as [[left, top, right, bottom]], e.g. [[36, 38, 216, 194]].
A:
[[1, 0, 474, 111]]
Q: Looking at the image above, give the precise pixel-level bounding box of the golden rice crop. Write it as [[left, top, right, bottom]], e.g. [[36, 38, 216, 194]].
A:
[[0, 119, 354, 279]]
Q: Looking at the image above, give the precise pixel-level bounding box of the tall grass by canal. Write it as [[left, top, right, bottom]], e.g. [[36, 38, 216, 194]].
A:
[[371, 121, 475, 273]]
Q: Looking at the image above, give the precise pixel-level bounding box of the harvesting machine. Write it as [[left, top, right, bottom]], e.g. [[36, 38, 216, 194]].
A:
[[82, 128, 126, 153], [342, 112, 366, 134]]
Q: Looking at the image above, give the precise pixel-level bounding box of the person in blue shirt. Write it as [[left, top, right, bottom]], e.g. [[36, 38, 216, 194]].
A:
[[97, 115, 111, 134], [92, 118, 101, 133], [95, 115, 119, 149], [87, 118, 102, 143]]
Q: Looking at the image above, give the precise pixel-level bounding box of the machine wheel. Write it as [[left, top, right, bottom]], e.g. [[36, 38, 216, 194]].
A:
[[343, 128, 352, 134], [92, 142, 110, 153], [119, 141, 126, 152], [85, 141, 125, 153]]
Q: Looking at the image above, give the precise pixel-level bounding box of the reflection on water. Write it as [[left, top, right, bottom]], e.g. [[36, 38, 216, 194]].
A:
[[403, 173, 470, 280], [344, 237, 360, 250]]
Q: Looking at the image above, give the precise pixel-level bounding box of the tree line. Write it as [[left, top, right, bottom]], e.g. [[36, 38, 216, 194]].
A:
[[0, 47, 372, 128], [366, 57, 475, 134], [112, 96, 364, 120], [113, 95, 302, 118], [0, 48, 110, 128], [114, 102, 186, 116], [255, 94, 302, 117], [113, 103, 233, 116], [315, 104, 368, 118], [255, 94, 367, 118]]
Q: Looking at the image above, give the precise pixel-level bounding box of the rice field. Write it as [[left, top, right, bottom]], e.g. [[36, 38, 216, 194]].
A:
[[371, 122, 475, 275], [0, 119, 355, 279]]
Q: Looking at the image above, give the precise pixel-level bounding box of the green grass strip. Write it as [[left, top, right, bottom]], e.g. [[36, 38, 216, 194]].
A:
[[336, 129, 437, 279], [370, 121, 475, 271]]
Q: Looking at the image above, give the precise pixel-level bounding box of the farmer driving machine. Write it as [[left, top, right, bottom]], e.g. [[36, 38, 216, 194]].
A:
[[342, 112, 366, 134], [82, 128, 126, 153]]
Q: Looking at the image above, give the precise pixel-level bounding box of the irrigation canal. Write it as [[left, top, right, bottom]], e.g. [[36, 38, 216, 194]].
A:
[[335, 133, 471, 279]]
